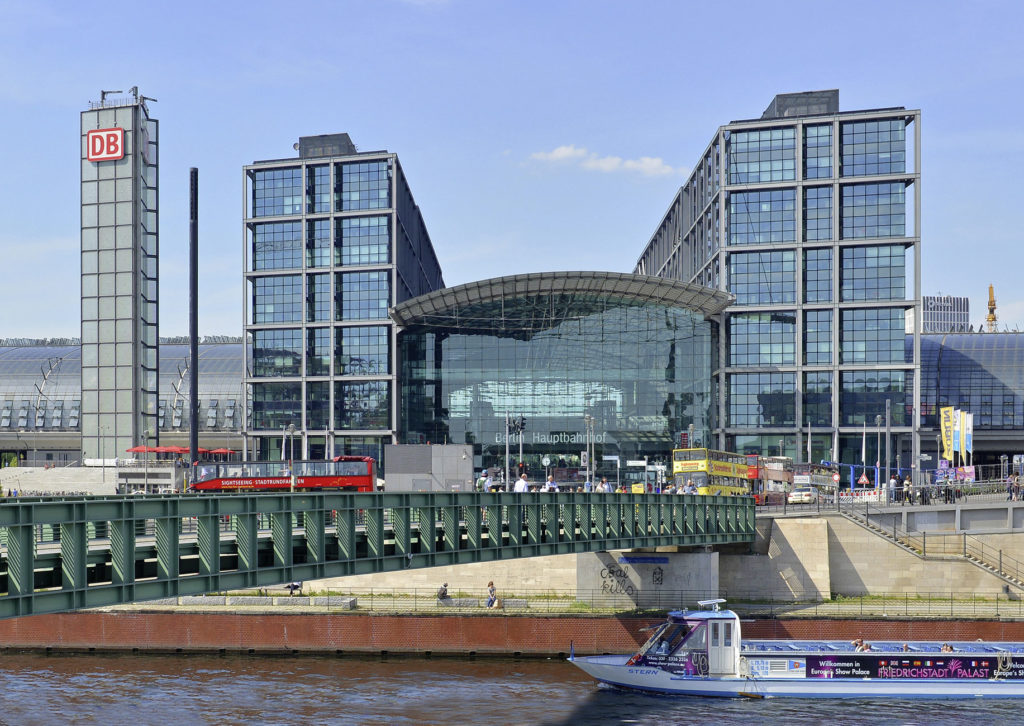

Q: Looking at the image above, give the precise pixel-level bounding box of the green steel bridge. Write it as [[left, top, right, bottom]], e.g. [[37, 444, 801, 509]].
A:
[[0, 492, 755, 619]]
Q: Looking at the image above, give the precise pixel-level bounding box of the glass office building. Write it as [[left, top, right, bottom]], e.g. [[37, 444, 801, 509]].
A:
[[243, 134, 443, 465], [392, 272, 731, 476], [80, 91, 159, 466], [922, 295, 970, 333], [635, 91, 922, 466]]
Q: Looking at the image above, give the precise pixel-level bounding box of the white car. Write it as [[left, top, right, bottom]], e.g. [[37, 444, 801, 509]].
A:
[[787, 487, 819, 504]]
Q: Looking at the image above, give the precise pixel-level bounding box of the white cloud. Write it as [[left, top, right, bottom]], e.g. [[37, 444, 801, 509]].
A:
[[529, 145, 588, 162], [530, 145, 681, 177]]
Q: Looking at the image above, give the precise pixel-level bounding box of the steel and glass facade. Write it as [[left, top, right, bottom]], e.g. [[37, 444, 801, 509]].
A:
[[392, 272, 731, 475], [243, 134, 443, 465], [80, 93, 159, 466], [635, 91, 921, 464]]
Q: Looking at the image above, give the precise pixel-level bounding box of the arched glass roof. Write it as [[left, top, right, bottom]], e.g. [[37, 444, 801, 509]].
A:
[[390, 271, 733, 337]]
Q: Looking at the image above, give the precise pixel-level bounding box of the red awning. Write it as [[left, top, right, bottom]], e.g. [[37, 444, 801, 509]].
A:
[[209, 448, 236, 455], [126, 445, 158, 453]]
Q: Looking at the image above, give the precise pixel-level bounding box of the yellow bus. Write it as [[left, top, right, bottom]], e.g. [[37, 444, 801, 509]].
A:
[[671, 448, 753, 496]]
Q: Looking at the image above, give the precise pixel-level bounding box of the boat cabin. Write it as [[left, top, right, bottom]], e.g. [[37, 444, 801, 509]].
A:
[[634, 598, 741, 677]]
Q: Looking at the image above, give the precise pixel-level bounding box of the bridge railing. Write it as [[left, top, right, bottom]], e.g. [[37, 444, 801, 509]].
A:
[[0, 491, 755, 619]]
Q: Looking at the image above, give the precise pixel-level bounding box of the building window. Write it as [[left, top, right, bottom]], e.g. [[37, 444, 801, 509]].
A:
[[252, 382, 302, 430], [728, 372, 796, 427], [804, 310, 832, 365], [253, 168, 302, 217], [840, 308, 906, 364], [840, 370, 908, 426], [728, 189, 796, 245], [803, 248, 832, 303], [803, 186, 832, 241], [307, 165, 330, 213], [727, 128, 796, 184], [336, 271, 390, 321], [337, 216, 391, 266], [306, 381, 330, 429], [728, 312, 796, 366], [840, 119, 906, 177], [253, 275, 302, 324], [728, 251, 796, 305], [840, 182, 906, 239], [253, 329, 302, 377], [804, 371, 832, 426], [335, 380, 391, 430], [337, 161, 390, 211], [307, 273, 331, 322], [306, 219, 331, 268], [306, 327, 331, 376], [336, 326, 390, 375], [252, 222, 302, 271], [803, 124, 832, 179], [840, 244, 906, 301]]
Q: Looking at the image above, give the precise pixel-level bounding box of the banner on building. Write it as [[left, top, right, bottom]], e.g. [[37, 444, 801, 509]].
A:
[[940, 406, 954, 461]]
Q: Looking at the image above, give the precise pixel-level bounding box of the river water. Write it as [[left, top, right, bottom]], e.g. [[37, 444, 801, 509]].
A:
[[0, 653, 1018, 725]]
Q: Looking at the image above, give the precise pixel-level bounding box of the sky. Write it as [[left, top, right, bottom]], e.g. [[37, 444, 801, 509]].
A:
[[1, 0, 1023, 338]]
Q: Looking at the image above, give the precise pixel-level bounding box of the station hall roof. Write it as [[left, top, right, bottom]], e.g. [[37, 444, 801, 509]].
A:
[[390, 271, 734, 334]]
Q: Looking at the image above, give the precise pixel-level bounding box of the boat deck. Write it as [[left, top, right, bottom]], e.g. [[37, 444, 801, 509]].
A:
[[743, 639, 1024, 654]]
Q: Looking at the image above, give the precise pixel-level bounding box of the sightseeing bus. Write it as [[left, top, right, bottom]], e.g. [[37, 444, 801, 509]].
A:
[[671, 448, 753, 496], [189, 455, 376, 492], [746, 454, 794, 505]]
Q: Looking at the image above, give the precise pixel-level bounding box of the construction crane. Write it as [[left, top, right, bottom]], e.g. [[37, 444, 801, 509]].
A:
[[986, 284, 998, 332]]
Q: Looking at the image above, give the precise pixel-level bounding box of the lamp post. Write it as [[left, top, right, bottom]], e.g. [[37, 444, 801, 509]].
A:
[[583, 414, 594, 484], [688, 422, 695, 448], [875, 415, 883, 485], [778, 438, 784, 458], [143, 429, 150, 493], [287, 423, 296, 492]]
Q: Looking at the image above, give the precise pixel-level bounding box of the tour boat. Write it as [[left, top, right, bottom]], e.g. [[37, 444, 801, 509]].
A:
[[569, 599, 1024, 698]]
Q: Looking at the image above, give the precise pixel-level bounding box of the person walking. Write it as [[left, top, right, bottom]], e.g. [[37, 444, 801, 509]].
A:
[[513, 473, 529, 493]]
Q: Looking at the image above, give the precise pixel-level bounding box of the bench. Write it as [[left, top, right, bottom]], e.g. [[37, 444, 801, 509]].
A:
[[500, 598, 528, 609], [438, 598, 481, 607]]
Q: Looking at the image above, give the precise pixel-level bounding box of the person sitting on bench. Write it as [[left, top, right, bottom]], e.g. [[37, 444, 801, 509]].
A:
[[286, 581, 303, 596]]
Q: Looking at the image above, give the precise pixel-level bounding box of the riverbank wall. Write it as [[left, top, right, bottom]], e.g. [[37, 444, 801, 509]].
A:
[[4, 612, 1024, 657]]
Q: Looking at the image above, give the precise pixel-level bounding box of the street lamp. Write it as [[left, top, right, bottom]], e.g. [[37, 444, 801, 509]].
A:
[[143, 429, 151, 493], [778, 438, 784, 458], [287, 423, 296, 492], [875, 415, 883, 485]]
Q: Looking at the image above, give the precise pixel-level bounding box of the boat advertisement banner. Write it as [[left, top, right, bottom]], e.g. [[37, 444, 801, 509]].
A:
[[805, 655, 1024, 680]]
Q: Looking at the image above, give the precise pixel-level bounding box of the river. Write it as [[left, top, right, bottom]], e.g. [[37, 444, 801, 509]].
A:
[[0, 653, 1019, 725]]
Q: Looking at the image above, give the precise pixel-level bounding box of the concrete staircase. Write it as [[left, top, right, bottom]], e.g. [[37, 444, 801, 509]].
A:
[[0, 466, 116, 495], [839, 505, 1024, 593]]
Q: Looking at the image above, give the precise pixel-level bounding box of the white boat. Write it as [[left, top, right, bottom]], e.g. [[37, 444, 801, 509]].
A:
[[569, 599, 1024, 698]]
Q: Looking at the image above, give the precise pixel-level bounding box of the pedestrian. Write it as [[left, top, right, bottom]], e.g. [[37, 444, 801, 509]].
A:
[[513, 473, 529, 493], [544, 475, 559, 492], [486, 580, 498, 608]]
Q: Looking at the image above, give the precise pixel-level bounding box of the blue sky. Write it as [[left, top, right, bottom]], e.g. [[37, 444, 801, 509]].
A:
[[1, 0, 1022, 337]]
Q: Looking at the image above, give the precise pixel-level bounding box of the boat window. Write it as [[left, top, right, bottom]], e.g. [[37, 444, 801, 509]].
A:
[[724, 622, 732, 647], [638, 623, 673, 655], [711, 622, 720, 647], [674, 621, 707, 656]]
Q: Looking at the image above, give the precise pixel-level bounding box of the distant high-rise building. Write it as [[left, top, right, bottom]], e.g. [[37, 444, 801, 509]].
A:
[[79, 89, 159, 466], [636, 90, 922, 467], [243, 134, 444, 464], [922, 295, 969, 333]]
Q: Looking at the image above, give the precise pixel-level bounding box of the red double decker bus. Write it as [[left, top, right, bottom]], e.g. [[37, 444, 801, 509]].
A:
[[189, 456, 376, 493]]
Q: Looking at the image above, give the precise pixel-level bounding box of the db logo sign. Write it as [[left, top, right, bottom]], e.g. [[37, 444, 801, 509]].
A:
[[87, 128, 124, 162]]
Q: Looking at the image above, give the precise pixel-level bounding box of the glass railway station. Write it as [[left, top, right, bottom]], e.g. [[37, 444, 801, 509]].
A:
[[391, 271, 731, 478]]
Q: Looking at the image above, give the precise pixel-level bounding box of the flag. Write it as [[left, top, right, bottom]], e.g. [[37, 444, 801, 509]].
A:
[[940, 406, 954, 461], [832, 428, 838, 464], [807, 420, 812, 463], [965, 412, 974, 456], [861, 421, 866, 467]]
